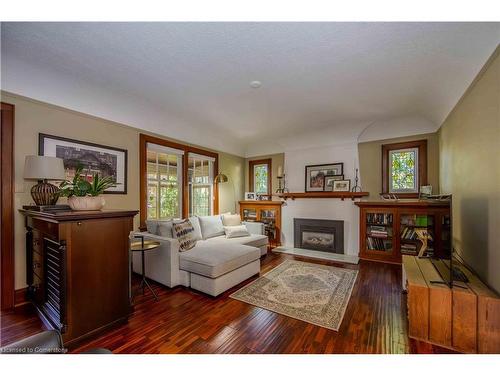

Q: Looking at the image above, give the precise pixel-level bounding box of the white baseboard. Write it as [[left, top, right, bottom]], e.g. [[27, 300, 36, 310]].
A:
[[272, 247, 359, 265]]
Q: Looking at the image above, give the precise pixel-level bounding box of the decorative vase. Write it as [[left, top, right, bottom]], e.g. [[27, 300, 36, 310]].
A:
[[68, 196, 105, 211]]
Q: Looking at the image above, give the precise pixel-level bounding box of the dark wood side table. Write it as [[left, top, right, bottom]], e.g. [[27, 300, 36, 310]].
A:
[[130, 236, 161, 302]]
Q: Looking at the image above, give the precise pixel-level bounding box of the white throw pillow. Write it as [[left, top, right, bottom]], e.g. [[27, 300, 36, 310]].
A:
[[222, 213, 241, 227], [224, 225, 250, 239], [157, 220, 174, 238], [198, 215, 225, 239], [145, 220, 159, 235], [188, 216, 203, 241]]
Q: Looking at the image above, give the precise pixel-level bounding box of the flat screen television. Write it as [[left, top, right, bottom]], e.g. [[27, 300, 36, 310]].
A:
[[427, 195, 454, 287]]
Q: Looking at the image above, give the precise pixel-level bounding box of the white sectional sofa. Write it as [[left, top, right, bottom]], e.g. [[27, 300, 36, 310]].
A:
[[131, 215, 268, 296]]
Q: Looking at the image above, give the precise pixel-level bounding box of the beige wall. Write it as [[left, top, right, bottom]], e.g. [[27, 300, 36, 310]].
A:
[[244, 153, 285, 195], [358, 132, 440, 199], [1, 92, 244, 289], [438, 48, 500, 293]]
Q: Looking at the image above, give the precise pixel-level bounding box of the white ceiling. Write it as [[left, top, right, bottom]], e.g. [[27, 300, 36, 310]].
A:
[[1, 22, 499, 156]]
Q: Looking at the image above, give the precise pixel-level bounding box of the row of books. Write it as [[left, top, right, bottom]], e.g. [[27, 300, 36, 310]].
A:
[[400, 227, 434, 241], [366, 213, 393, 225], [400, 243, 435, 256], [366, 237, 392, 251], [400, 214, 433, 227], [368, 225, 391, 238]]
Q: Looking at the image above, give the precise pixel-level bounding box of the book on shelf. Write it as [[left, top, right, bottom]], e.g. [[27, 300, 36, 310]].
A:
[[366, 213, 393, 225], [400, 214, 434, 227], [400, 227, 434, 241], [366, 236, 392, 251]]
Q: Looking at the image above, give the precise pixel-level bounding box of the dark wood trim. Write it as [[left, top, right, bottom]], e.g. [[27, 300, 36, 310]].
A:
[[14, 288, 28, 307], [278, 191, 369, 200], [248, 158, 272, 195], [38, 132, 128, 195], [1, 102, 15, 311], [139, 134, 219, 228], [18, 209, 138, 222], [381, 139, 427, 197]]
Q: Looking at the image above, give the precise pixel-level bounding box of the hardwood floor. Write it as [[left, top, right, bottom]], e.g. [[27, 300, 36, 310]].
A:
[[0, 253, 454, 353]]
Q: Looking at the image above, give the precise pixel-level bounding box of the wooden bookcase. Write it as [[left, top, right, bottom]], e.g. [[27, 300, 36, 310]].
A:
[[355, 200, 451, 264], [239, 200, 283, 248]]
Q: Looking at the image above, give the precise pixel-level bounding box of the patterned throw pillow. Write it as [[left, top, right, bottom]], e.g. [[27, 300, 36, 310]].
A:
[[172, 219, 197, 252]]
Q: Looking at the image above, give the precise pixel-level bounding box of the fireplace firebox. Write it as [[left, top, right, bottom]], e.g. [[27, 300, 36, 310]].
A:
[[293, 218, 344, 254]]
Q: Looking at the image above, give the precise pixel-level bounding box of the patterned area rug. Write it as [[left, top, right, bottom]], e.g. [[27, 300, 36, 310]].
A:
[[230, 260, 358, 331]]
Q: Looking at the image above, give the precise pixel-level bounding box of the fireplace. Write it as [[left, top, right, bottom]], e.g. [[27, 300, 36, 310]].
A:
[[294, 218, 344, 254]]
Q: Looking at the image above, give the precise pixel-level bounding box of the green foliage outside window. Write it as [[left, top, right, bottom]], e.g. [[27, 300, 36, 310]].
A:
[[254, 165, 268, 194], [390, 150, 416, 191]]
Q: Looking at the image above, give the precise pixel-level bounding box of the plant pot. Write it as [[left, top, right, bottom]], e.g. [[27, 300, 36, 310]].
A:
[[68, 196, 106, 211]]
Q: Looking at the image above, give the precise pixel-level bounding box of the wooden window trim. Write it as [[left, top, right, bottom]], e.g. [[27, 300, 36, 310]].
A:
[[381, 139, 427, 199], [139, 134, 219, 229], [1, 102, 15, 310], [249, 158, 272, 195]]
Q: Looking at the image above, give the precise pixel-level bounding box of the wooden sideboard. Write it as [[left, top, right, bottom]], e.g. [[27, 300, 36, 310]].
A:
[[20, 209, 138, 348], [355, 200, 451, 264], [239, 200, 283, 248], [403, 256, 500, 353]]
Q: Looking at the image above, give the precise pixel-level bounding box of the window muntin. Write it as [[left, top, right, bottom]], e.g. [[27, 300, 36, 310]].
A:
[[389, 147, 418, 193], [188, 154, 214, 217], [146, 145, 183, 220]]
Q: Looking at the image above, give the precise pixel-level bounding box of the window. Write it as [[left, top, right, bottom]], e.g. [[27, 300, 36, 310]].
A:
[[188, 153, 215, 216], [249, 158, 272, 195], [382, 140, 427, 197], [146, 143, 183, 220], [140, 134, 219, 228]]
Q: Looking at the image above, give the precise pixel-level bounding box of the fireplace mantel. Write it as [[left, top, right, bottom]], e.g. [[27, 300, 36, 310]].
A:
[[278, 192, 369, 201]]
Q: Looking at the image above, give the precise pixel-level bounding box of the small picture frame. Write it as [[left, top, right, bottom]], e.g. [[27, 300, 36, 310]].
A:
[[324, 175, 345, 191], [333, 180, 351, 192], [257, 194, 272, 201], [244, 192, 257, 200]]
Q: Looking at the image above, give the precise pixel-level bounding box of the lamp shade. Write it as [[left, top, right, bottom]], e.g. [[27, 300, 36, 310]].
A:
[[24, 155, 66, 181], [214, 173, 228, 184]]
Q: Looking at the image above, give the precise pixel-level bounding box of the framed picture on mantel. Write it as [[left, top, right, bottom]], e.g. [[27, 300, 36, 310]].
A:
[[39, 133, 128, 194], [305, 163, 343, 192]]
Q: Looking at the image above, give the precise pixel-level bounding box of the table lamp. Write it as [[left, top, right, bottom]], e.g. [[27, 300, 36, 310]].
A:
[[24, 155, 66, 206]]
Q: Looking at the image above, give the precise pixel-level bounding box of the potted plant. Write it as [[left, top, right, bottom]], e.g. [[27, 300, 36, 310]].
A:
[[59, 166, 117, 211]]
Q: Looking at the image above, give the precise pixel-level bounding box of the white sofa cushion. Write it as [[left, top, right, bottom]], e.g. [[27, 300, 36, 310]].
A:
[[222, 213, 242, 226], [157, 220, 174, 238], [179, 243, 260, 278], [145, 220, 159, 235], [224, 225, 250, 239], [189, 216, 203, 241], [205, 233, 268, 248], [198, 215, 225, 239]]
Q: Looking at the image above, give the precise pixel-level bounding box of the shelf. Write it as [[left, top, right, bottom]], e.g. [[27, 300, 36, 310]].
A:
[[278, 192, 369, 201]]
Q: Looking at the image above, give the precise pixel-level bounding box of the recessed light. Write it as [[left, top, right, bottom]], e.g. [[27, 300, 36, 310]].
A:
[[250, 80, 262, 89]]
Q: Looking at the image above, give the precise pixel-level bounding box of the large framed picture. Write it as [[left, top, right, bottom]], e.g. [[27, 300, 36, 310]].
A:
[[39, 133, 128, 194], [305, 163, 343, 192]]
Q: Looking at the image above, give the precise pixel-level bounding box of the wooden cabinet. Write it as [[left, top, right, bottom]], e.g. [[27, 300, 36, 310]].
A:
[[355, 201, 450, 264], [21, 209, 138, 348], [239, 200, 283, 248]]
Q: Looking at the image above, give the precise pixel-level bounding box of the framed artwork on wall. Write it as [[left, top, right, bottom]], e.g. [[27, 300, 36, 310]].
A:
[[39, 133, 128, 194], [305, 163, 343, 192], [324, 175, 345, 191], [333, 180, 351, 192]]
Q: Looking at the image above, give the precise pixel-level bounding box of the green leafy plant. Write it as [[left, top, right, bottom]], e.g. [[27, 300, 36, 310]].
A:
[[59, 165, 117, 197]]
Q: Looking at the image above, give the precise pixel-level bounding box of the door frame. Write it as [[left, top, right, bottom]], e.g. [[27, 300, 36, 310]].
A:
[[1, 102, 15, 311]]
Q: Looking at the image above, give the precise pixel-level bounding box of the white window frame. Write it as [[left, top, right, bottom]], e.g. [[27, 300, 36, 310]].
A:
[[188, 152, 215, 217], [146, 143, 183, 220]]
